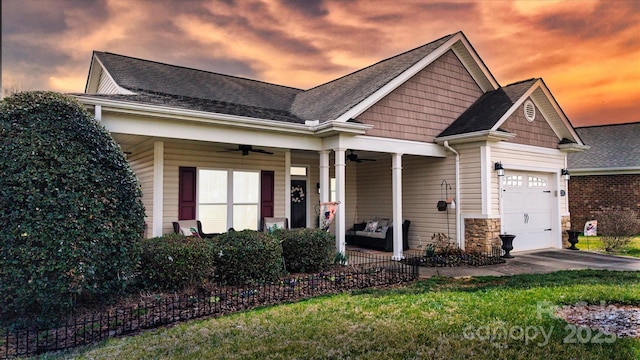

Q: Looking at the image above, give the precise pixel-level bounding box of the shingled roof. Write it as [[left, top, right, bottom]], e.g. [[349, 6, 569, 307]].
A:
[[568, 122, 640, 170], [290, 33, 456, 122], [437, 79, 537, 137], [88, 33, 459, 125], [93, 51, 303, 113], [80, 90, 306, 124]]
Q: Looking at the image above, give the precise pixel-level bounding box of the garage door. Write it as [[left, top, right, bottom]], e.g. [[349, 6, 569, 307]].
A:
[[502, 172, 554, 251]]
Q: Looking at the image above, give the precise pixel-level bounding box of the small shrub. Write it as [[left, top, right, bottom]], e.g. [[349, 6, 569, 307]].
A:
[[598, 210, 640, 252], [213, 230, 283, 285], [138, 234, 216, 291], [276, 228, 334, 273]]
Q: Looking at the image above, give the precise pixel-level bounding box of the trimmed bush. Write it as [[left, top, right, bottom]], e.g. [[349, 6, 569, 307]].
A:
[[278, 228, 334, 273], [213, 230, 283, 285], [138, 234, 216, 291], [0, 92, 145, 325], [598, 210, 640, 252]]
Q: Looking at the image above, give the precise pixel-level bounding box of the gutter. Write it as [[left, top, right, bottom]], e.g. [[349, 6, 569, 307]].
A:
[[443, 141, 462, 249]]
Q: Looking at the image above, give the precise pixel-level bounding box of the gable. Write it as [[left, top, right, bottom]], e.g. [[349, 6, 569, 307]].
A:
[[355, 50, 483, 142], [499, 98, 559, 149]]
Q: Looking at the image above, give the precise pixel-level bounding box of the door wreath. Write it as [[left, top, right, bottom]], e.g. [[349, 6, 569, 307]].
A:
[[291, 185, 305, 203]]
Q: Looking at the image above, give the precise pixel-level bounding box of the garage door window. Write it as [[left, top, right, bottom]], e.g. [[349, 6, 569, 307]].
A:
[[503, 175, 523, 187], [528, 176, 547, 187]]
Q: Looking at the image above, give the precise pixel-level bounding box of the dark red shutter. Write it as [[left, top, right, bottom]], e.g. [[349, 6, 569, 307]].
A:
[[261, 171, 274, 218], [178, 167, 197, 220]]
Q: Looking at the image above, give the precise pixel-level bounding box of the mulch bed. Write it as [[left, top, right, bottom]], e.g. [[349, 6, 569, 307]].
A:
[[403, 251, 506, 267]]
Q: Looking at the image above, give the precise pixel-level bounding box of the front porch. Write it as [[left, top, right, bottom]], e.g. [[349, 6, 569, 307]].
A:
[[116, 133, 458, 260]]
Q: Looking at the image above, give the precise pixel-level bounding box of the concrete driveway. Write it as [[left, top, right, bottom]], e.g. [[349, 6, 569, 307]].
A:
[[418, 249, 640, 278]]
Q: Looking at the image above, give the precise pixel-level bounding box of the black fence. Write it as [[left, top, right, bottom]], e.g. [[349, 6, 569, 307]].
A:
[[1, 251, 417, 359]]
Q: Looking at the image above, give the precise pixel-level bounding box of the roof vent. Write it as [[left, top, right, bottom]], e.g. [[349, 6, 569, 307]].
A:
[[524, 100, 536, 122]]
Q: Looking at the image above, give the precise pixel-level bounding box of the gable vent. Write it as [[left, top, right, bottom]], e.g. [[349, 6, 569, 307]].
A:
[[524, 100, 536, 122]]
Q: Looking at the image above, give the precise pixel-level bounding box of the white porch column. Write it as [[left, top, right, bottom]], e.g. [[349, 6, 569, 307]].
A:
[[334, 148, 346, 254], [152, 141, 164, 237], [392, 153, 404, 260], [319, 150, 330, 203], [285, 150, 291, 221]]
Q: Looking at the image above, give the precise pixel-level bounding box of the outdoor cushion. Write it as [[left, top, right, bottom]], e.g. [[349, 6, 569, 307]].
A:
[[355, 230, 387, 239], [364, 220, 378, 232]]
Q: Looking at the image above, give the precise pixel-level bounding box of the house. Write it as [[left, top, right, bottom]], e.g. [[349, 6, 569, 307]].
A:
[[567, 122, 640, 229], [73, 31, 587, 259]]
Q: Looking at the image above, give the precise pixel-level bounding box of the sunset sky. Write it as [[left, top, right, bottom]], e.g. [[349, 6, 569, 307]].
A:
[[2, 0, 639, 127]]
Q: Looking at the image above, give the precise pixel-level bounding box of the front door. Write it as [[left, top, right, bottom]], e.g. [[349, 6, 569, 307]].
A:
[[290, 180, 307, 228]]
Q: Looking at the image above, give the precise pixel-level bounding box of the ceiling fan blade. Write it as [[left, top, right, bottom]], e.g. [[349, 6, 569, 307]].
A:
[[252, 149, 274, 155]]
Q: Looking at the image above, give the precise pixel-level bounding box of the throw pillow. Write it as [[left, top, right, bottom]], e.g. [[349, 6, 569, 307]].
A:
[[364, 220, 378, 232]]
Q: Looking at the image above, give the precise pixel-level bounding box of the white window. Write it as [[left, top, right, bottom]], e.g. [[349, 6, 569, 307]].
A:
[[290, 166, 307, 176], [198, 169, 259, 233]]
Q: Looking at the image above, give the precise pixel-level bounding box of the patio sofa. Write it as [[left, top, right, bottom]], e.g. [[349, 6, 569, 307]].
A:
[[346, 219, 410, 252]]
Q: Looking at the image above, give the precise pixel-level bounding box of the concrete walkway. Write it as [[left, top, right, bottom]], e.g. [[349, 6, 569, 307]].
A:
[[417, 249, 640, 278]]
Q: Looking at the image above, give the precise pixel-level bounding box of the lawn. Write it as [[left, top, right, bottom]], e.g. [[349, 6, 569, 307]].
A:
[[576, 236, 640, 257], [40, 270, 640, 360]]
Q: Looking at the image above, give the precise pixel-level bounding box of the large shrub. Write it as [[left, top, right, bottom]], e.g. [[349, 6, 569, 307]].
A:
[[598, 210, 640, 252], [0, 92, 145, 325], [213, 230, 283, 285], [138, 234, 216, 291], [276, 228, 334, 273]]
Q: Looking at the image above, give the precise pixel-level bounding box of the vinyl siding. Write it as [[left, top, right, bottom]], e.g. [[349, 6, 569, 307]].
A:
[[491, 144, 568, 214], [458, 147, 482, 214], [162, 140, 287, 235], [354, 155, 458, 249], [97, 70, 120, 94], [403, 155, 456, 248], [127, 144, 155, 236], [356, 50, 483, 142]]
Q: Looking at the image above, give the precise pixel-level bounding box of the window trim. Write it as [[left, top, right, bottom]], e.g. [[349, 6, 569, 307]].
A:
[[197, 168, 260, 232]]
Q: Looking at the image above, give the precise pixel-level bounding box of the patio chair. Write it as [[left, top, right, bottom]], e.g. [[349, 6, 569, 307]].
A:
[[262, 217, 289, 232], [172, 220, 219, 238]]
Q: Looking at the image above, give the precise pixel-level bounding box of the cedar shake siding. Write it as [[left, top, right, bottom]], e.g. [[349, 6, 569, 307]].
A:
[[356, 50, 483, 142], [501, 99, 559, 149]]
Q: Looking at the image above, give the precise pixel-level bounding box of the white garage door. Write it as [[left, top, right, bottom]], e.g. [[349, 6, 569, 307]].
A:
[[502, 172, 554, 251]]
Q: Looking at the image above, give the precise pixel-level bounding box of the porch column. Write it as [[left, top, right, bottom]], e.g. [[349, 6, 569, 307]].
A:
[[392, 153, 404, 260], [285, 150, 291, 221], [334, 148, 346, 254], [319, 150, 330, 206], [152, 141, 164, 237]]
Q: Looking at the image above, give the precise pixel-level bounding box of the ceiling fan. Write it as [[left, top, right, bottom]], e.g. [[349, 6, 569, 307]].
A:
[[346, 150, 376, 163], [221, 145, 273, 156]]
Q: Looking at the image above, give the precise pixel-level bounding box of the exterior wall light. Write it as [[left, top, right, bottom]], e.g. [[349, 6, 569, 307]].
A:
[[562, 169, 570, 181], [494, 162, 505, 177]]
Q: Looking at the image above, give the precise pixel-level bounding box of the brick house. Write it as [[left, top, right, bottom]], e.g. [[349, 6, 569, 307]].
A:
[[73, 31, 587, 258], [567, 122, 640, 230]]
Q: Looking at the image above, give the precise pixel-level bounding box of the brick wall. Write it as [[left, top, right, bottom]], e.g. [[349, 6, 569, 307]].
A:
[[568, 174, 640, 229]]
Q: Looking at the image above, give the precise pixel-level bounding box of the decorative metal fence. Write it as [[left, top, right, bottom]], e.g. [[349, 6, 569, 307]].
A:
[[1, 251, 417, 359], [404, 245, 506, 267]]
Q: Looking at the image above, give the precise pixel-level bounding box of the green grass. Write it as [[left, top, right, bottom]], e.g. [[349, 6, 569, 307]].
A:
[[39, 270, 640, 360], [576, 236, 640, 257]]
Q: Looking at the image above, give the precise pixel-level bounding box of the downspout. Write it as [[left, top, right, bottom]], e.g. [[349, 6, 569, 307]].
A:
[[443, 141, 462, 249]]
